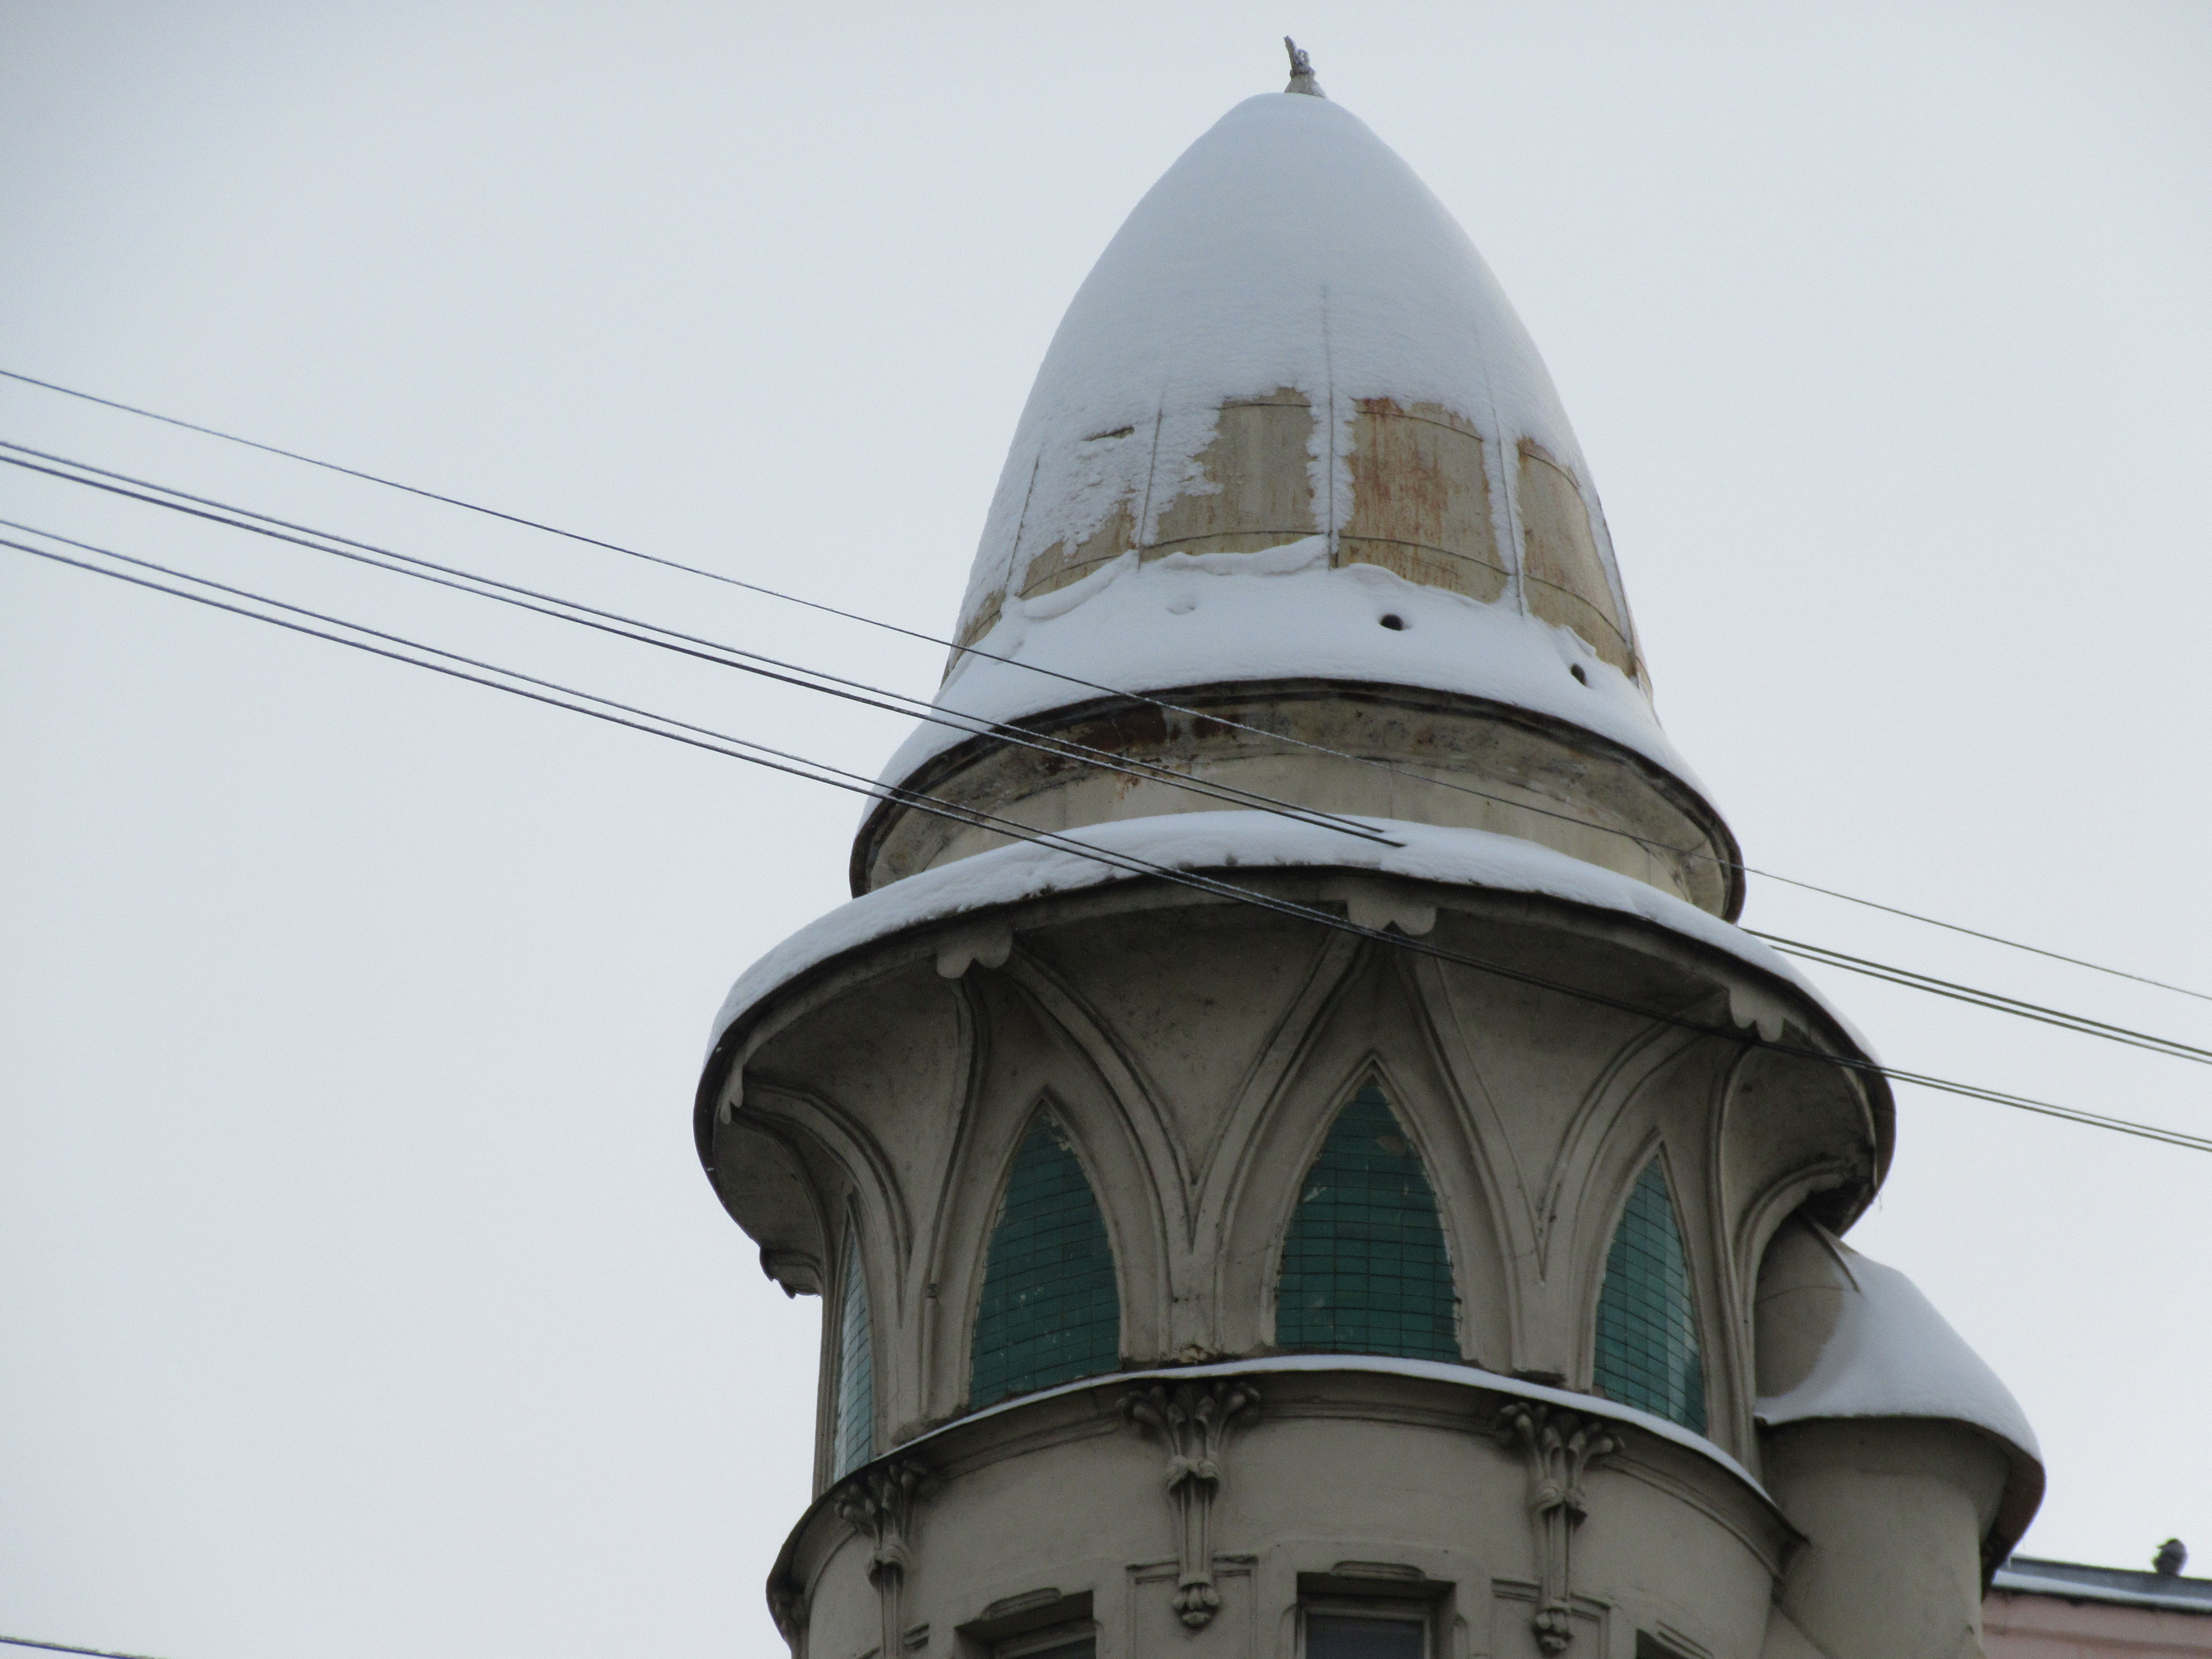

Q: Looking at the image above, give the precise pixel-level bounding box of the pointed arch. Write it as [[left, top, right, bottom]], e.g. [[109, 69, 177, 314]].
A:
[[1594, 1156, 1706, 1431], [969, 1110, 1122, 1406], [1275, 1083, 1458, 1361], [830, 1228, 875, 1479], [919, 971, 1167, 1421]]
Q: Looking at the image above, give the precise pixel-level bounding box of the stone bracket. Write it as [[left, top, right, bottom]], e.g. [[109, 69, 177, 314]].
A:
[[1123, 1378, 1261, 1629], [1494, 1401, 1619, 1655], [834, 1459, 929, 1659]]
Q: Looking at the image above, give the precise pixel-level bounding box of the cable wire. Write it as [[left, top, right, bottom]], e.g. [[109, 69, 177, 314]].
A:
[[0, 1636, 176, 1659], [14, 444, 2212, 1074], [9, 524, 2207, 1158], [1751, 933, 2212, 1068], [7, 365, 2205, 1004], [0, 444, 1399, 849]]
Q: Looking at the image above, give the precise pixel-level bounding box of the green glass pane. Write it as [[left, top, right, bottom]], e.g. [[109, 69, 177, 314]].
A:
[[1277, 1086, 1458, 1361], [831, 1238, 875, 1478], [970, 1115, 1121, 1406], [1593, 1159, 1705, 1432]]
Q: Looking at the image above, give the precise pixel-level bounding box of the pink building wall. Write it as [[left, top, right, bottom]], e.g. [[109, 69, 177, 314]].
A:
[[1984, 1586, 2212, 1656]]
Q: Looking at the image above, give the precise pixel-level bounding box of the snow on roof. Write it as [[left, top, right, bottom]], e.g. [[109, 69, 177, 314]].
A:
[[879, 535, 1705, 796], [704, 810, 1861, 1060], [894, 91, 1688, 790], [1756, 1240, 2041, 1464]]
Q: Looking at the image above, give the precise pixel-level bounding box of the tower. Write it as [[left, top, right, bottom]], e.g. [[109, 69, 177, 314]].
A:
[[698, 62, 2042, 1659]]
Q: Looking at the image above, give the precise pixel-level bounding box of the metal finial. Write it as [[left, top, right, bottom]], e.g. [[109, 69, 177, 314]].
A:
[[1283, 37, 1325, 98]]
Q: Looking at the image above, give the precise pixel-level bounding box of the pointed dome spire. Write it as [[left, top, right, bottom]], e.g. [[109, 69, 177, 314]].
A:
[[945, 90, 1645, 689], [861, 90, 1739, 913]]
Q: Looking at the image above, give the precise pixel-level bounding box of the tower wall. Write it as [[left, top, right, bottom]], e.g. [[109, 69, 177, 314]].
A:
[[705, 873, 1886, 1658], [777, 1367, 1795, 1659]]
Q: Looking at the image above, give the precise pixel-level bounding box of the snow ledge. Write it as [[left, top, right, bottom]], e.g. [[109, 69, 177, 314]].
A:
[[705, 812, 1865, 1061]]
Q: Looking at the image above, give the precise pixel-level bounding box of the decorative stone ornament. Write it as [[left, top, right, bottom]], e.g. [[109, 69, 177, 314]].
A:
[[765, 1583, 805, 1650], [1123, 1378, 1262, 1628], [1494, 1401, 1620, 1655], [833, 1460, 927, 1659]]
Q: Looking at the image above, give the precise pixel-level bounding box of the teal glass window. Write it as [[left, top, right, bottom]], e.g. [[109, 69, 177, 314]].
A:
[[1276, 1085, 1457, 1361], [831, 1237, 875, 1478], [1593, 1158, 1705, 1432], [970, 1115, 1121, 1406]]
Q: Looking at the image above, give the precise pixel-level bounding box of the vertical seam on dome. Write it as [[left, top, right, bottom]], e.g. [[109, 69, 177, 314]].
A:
[[1322, 285, 1340, 562], [1135, 388, 1167, 551], [1004, 450, 1041, 604]]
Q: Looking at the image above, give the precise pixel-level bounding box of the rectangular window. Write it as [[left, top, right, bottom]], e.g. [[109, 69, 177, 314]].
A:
[[963, 1591, 1095, 1659], [994, 1632, 1094, 1659], [1305, 1608, 1427, 1659]]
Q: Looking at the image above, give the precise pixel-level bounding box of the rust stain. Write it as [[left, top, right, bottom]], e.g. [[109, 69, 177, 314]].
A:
[[1517, 441, 1636, 678], [1339, 399, 1505, 602]]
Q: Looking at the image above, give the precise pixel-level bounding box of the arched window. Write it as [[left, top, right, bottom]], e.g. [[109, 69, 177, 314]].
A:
[[969, 1113, 1121, 1407], [1276, 1085, 1457, 1361], [831, 1233, 875, 1478], [1593, 1157, 1705, 1432]]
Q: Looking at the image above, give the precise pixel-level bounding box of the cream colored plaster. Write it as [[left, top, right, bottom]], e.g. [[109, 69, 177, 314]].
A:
[[854, 683, 1741, 917], [1763, 1419, 2010, 1659]]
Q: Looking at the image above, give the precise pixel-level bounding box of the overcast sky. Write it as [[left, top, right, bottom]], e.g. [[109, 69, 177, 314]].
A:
[[3, 4, 2208, 1657]]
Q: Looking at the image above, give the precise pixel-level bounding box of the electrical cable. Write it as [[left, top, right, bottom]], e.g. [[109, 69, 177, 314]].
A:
[[7, 365, 2205, 1004], [0, 445, 1399, 849], [1750, 933, 2212, 1067], [9, 525, 2208, 1157], [0, 1637, 175, 1659], [10, 446, 2211, 1071]]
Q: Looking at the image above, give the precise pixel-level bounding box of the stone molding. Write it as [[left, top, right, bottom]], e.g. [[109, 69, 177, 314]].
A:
[[1494, 1400, 1620, 1655], [1123, 1377, 1262, 1628]]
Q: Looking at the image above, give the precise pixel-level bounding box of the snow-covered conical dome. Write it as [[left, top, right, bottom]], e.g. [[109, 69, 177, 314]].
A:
[[953, 91, 1638, 685], [858, 90, 1741, 914]]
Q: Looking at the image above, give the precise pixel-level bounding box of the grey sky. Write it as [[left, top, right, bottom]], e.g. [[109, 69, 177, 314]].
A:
[[2, 5, 2208, 1657]]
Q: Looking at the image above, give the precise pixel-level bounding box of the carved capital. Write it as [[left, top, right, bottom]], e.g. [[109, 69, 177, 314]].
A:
[[1493, 1402, 1619, 1655], [766, 1581, 807, 1648], [1124, 1379, 1261, 1628], [833, 1459, 928, 1656]]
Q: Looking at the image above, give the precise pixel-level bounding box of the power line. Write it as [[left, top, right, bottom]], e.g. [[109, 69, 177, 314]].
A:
[[0, 1635, 177, 1659], [0, 445, 1398, 850], [1752, 933, 2212, 1067], [7, 365, 2206, 1005], [0, 526, 1740, 1034], [9, 525, 2207, 1158], [1747, 874, 2212, 1003], [13, 447, 2212, 1076], [0, 415, 1748, 891], [15, 426, 2212, 1074]]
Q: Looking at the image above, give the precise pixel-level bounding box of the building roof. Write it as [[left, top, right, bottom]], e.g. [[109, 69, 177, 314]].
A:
[[1994, 1557, 2212, 1615], [883, 90, 1706, 803]]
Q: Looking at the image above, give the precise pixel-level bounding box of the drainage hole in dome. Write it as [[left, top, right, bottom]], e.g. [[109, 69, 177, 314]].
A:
[[1570, 664, 1589, 685], [1378, 614, 1406, 631]]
